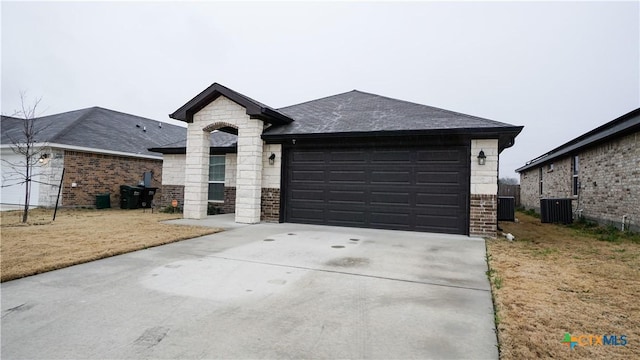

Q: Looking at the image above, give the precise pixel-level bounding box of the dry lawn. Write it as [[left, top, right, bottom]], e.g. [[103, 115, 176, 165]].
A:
[[1, 208, 220, 282], [487, 212, 640, 359]]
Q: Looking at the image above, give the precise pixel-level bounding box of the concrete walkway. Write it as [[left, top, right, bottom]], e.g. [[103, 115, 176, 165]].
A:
[[1, 219, 498, 359]]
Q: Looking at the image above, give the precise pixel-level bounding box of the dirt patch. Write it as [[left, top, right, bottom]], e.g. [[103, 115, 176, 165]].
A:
[[0, 208, 220, 282], [487, 212, 639, 359]]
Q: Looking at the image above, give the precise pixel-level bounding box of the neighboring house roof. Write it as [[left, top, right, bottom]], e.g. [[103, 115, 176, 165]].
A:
[[1, 107, 186, 158], [149, 131, 237, 154], [516, 107, 640, 173], [170, 83, 294, 125]]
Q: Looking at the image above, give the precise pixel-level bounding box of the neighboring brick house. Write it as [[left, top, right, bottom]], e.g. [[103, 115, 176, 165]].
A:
[[1, 107, 185, 208], [151, 83, 523, 237], [516, 108, 639, 232]]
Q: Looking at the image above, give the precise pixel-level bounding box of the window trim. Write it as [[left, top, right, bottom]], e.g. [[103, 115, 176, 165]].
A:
[[208, 155, 225, 202], [539, 167, 543, 195], [572, 155, 579, 196]]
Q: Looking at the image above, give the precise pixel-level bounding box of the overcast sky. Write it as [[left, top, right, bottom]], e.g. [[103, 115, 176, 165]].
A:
[[2, 1, 638, 178]]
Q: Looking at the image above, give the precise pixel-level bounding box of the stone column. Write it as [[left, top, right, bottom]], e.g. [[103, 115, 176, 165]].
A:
[[469, 139, 499, 237], [183, 127, 209, 219], [235, 121, 263, 223]]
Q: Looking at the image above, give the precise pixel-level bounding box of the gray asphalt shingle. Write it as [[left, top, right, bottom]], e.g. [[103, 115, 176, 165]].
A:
[[265, 90, 517, 136], [1, 107, 187, 157]]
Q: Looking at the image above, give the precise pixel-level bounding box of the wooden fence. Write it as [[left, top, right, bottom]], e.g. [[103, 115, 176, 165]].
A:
[[498, 184, 521, 208]]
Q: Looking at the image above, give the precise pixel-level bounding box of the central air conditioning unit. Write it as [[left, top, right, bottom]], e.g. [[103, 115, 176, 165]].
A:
[[540, 198, 573, 224]]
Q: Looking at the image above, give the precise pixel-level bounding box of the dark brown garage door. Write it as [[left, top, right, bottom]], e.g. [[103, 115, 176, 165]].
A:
[[284, 145, 470, 234]]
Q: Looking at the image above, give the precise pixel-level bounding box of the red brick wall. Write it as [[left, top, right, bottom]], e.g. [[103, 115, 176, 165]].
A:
[[160, 185, 184, 209], [261, 188, 280, 222], [62, 151, 162, 207], [470, 194, 497, 237], [223, 187, 236, 214]]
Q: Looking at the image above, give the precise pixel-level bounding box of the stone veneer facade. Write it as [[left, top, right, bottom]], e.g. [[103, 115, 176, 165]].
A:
[[520, 131, 639, 231], [166, 95, 503, 236], [165, 96, 282, 221], [469, 139, 499, 237]]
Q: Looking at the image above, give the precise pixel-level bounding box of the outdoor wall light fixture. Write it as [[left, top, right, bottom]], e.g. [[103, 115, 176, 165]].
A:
[[269, 153, 276, 165], [38, 153, 49, 164], [477, 150, 486, 165]]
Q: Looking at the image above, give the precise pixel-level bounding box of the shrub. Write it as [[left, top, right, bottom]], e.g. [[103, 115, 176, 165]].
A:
[[207, 203, 224, 215]]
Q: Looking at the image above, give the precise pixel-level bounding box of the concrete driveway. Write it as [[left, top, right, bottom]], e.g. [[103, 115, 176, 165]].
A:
[[1, 216, 497, 359]]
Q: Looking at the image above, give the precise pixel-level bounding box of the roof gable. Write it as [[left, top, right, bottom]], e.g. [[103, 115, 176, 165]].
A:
[[169, 83, 293, 125]]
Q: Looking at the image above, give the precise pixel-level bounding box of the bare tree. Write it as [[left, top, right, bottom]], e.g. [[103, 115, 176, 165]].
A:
[[1, 92, 46, 223], [499, 177, 519, 185]]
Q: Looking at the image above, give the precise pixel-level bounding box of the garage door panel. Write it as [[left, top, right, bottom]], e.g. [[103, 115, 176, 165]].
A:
[[414, 206, 460, 217], [329, 151, 367, 163], [415, 214, 463, 232], [416, 171, 462, 185], [290, 208, 325, 222], [291, 170, 325, 183], [370, 211, 411, 226], [370, 150, 413, 163], [328, 170, 367, 183], [289, 189, 324, 201], [327, 210, 366, 223], [286, 145, 469, 234], [292, 151, 326, 163], [370, 170, 411, 184], [370, 191, 410, 206], [416, 149, 466, 163], [415, 192, 462, 205], [327, 190, 366, 204]]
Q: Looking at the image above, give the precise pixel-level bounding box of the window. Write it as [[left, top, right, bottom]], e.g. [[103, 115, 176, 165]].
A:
[[208, 155, 225, 202], [539, 167, 543, 195], [572, 155, 579, 196]]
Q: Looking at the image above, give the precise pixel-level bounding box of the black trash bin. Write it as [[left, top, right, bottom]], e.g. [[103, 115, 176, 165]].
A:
[[120, 185, 143, 209], [138, 187, 158, 209]]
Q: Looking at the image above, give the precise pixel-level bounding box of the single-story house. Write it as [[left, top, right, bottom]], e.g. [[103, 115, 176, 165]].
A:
[[150, 83, 523, 237], [1, 107, 185, 208], [516, 108, 639, 232]]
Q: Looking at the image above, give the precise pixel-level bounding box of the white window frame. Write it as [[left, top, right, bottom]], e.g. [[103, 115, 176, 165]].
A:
[[572, 155, 579, 196], [539, 167, 543, 195], [208, 155, 225, 203]]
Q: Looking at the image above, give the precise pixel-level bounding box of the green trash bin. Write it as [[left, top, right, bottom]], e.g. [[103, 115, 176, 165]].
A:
[[120, 185, 142, 209], [96, 193, 111, 209]]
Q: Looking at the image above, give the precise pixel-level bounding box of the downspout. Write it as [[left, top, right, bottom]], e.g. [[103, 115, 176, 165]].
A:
[[622, 215, 629, 232]]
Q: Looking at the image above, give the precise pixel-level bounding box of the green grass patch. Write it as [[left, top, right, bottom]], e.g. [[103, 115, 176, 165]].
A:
[[532, 247, 559, 257], [568, 217, 640, 243]]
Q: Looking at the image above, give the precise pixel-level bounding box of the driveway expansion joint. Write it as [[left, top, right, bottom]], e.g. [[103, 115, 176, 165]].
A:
[[206, 254, 491, 292]]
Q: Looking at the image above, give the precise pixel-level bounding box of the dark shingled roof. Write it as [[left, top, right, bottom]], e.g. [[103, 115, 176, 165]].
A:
[[263, 90, 521, 137], [170, 83, 293, 125], [148, 131, 237, 154], [516, 107, 640, 173], [1, 107, 186, 158]]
